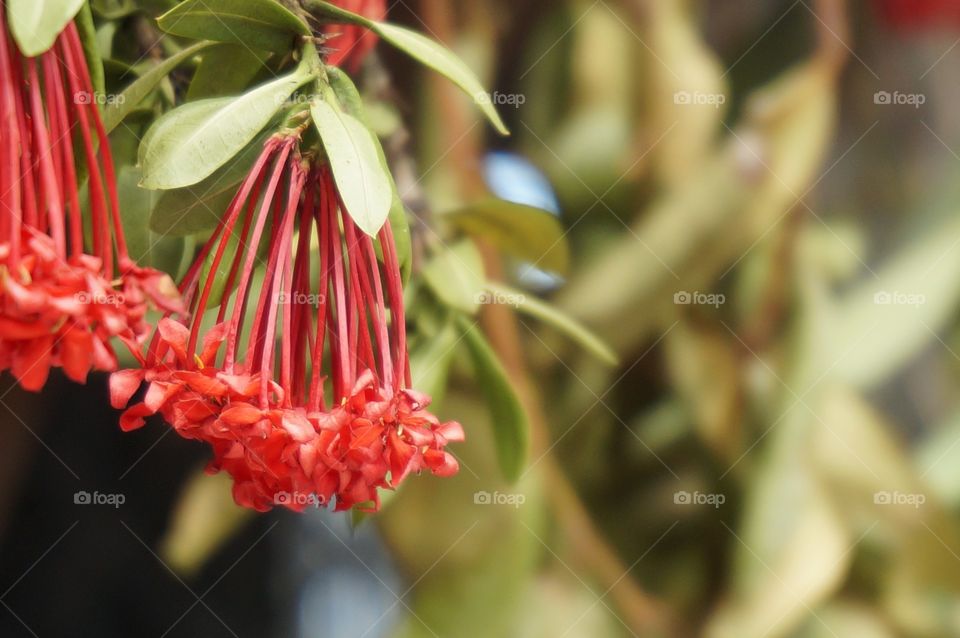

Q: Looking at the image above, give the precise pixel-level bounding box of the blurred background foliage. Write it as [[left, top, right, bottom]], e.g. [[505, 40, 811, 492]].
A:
[[7, 0, 960, 637]]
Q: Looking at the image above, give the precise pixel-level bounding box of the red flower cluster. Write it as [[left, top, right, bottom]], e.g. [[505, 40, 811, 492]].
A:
[[0, 12, 181, 390], [324, 0, 386, 70], [113, 133, 462, 512]]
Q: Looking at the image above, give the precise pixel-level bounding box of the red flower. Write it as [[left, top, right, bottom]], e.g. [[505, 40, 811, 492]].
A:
[[0, 14, 182, 390], [113, 131, 462, 513]]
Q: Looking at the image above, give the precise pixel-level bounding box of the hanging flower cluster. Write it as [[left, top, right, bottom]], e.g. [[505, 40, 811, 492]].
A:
[[323, 0, 386, 70], [112, 132, 462, 513], [0, 10, 181, 391]]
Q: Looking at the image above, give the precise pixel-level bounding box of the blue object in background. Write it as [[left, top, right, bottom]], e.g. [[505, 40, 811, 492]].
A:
[[483, 152, 565, 290], [483, 152, 561, 216]]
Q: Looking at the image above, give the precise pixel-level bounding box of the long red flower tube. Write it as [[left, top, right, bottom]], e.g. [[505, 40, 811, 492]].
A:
[[112, 131, 461, 513], [0, 9, 181, 391]]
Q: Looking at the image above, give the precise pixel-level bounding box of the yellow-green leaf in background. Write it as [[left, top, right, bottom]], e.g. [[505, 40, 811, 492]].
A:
[[444, 199, 570, 276], [459, 317, 530, 483], [423, 240, 486, 315], [485, 281, 616, 365]]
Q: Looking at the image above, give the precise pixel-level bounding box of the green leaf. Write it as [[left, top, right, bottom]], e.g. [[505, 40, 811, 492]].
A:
[[7, 0, 84, 57], [485, 281, 617, 365], [158, 0, 309, 53], [830, 212, 960, 389], [186, 43, 271, 101], [459, 318, 529, 483], [422, 240, 485, 315], [325, 66, 365, 119], [75, 4, 103, 95], [311, 99, 393, 236], [326, 66, 411, 277], [306, 1, 509, 135], [140, 69, 313, 190], [444, 199, 570, 275], [375, 23, 509, 136], [104, 41, 215, 133], [150, 133, 267, 236]]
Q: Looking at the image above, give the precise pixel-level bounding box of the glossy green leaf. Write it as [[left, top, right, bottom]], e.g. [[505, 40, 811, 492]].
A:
[[150, 134, 267, 236], [75, 4, 103, 95], [375, 23, 509, 136], [311, 99, 393, 236], [459, 318, 530, 483], [326, 66, 364, 118], [422, 240, 485, 315], [158, 0, 309, 53], [306, 1, 509, 135], [140, 69, 313, 190], [444, 199, 570, 275], [326, 66, 412, 277], [7, 0, 84, 57], [104, 41, 215, 133], [485, 281, 617, 365]]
